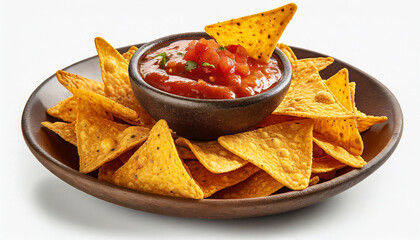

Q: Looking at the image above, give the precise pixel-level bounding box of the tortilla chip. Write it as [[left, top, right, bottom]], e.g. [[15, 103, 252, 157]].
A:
[[299, 57, 334, 71], [313, 136, 366, 168], [70, 88, 139, 122], [212, 170, 283, 199], [112, 120, 204, 199], [277, 43, 297, 62], [314, 68, 363, 156], [312, 155, 346, 173], [76, 111, 150, 173], [98, 159, 124, 183], [273, 60, 354, 119], [218, 119, 314, 190], [186, 160, 259, 198], [309, 176, 320, 186], [177, 146, 197, 160], [46, 97, 79, 122], [349, 82, 357, 110], [122, 46, 138, 62], [205, 3, 297, 62], [254, 114, 304, 128], [56, 70, 104, 95], [41, 121, 77, 146], [95, 37, 154, 125], [175, 138, 247, 173]]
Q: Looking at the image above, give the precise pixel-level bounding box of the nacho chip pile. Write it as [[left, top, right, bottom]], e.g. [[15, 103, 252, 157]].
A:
[[42, 3, 387, 199]]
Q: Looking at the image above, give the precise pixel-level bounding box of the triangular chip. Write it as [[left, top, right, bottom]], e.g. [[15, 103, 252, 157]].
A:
[[56, 70, 104, 95], [212, 170, 283, 199], [41, 121, 77, 146], [314, 68, 363, 155], [312, 155, 346, 174], [254, 114, 304, 128], [177, 146, 197, 160], [112, 120, 204, 199], [76, 111, 150, 173], [218, 119, 314, 190], [277, 43, 297, 62], [122, 46, 138, 62], [273, 60, 354, 119], [186, 160, 259, 198], [313, 136, 366, 168], [95, 37, 154, 125], [175, 138, 247, 173], [46, 97, 79, 122], [70, 88, 139, 122], [205, 3, 297, 62], [298, 57, 334, 71]]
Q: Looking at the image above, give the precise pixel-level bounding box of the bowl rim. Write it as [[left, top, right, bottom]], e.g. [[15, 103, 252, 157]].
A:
[[128, 31, 292, 104]]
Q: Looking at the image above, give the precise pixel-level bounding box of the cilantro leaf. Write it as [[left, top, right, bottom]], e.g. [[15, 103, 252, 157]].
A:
[[154, 52, 167, 68], [201, 62, 215, 68], [177, 52, 184, 56], [218, 46, 227, 50], [185, 61, 198, 71]]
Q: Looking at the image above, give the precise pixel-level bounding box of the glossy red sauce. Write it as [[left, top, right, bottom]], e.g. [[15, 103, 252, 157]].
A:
[[139, 38, 281, 99]]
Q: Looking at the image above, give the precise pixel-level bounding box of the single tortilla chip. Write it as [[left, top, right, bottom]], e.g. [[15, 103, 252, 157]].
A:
[[70, 88, 139, 122], [112, 120, 204, 199], [46, 97, 79, 122], [122, 46, 138, 62], [56, 70, 104, 95], [277, 43, 297, 62], [95, 37, 154, 125], [186, 160, 259, 198], [205, 3, 297, 62], [41, 121, 77, 146], [175, 138, 247, 173], [177, 146, 197, 160], [76, 111, 150, 173], [312, 155, 347, 173], [98, 159, 124, 183], [218, 119, 314, 190], [299, 57, 334, 71], [314, 68, 363, 156], [313, 136, 366, 168], [309, 176, 320, 186], [254, 114, 304, 128], [273, 60, 354, 119], [212, 171, 283, 199]]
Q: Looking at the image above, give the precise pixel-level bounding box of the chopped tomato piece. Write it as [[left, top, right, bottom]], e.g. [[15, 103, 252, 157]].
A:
[[219, 56, 235, 73]]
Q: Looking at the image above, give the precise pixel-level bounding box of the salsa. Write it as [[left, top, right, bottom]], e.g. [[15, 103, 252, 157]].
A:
[[139, 38, 282, 99]]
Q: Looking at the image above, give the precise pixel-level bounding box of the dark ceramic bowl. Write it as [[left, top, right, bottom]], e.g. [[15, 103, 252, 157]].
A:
[[129, 32, 292, 140]]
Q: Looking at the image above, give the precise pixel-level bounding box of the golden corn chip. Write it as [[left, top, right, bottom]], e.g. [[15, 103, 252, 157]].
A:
[[205, 3, 297, 62], [56, 70, 104, 95], [186, 160, 259, 198], [218, 119, 314, 190], [177, 146, 197, 160], [41, 121, 77, 146], [95, 37, 154, 125], [313, 136, 366, 168], [273, 60, 354, 119], [298, 57, 334, 71], [309, 176, 320, 186], [76, 111, 150, 173], [175, 137, 247, 173], [312, 155, 346, 174], [46, 97, 79, 122], [314, 68, 363, 156], [349, 82, 387, 132], [254, 114, 304, 128], [98, 159, 124, 183], [277, 43, 297, 62], [122, 46, 138, 62], [70, 88, 139, 122], [212, 170, 283, 199], [112, 120, 204, 199]]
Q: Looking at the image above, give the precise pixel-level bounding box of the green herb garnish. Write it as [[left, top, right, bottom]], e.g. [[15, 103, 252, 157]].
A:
[[201, 62, 215, 68], [177, 52, 184, 56], [218, 46, 227, 50], [185, 61, 198, 71], [154, 52, 167, 68]]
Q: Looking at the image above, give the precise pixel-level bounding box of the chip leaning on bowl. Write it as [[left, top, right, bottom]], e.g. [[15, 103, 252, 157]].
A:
[[41, 3, 387, 199]]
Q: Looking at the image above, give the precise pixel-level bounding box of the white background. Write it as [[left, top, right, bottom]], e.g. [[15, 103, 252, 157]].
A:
[[1, 0, 419, 239]]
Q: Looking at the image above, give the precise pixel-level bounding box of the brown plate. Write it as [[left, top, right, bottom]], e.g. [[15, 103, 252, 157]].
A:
[[21, 44, 403, 219]]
